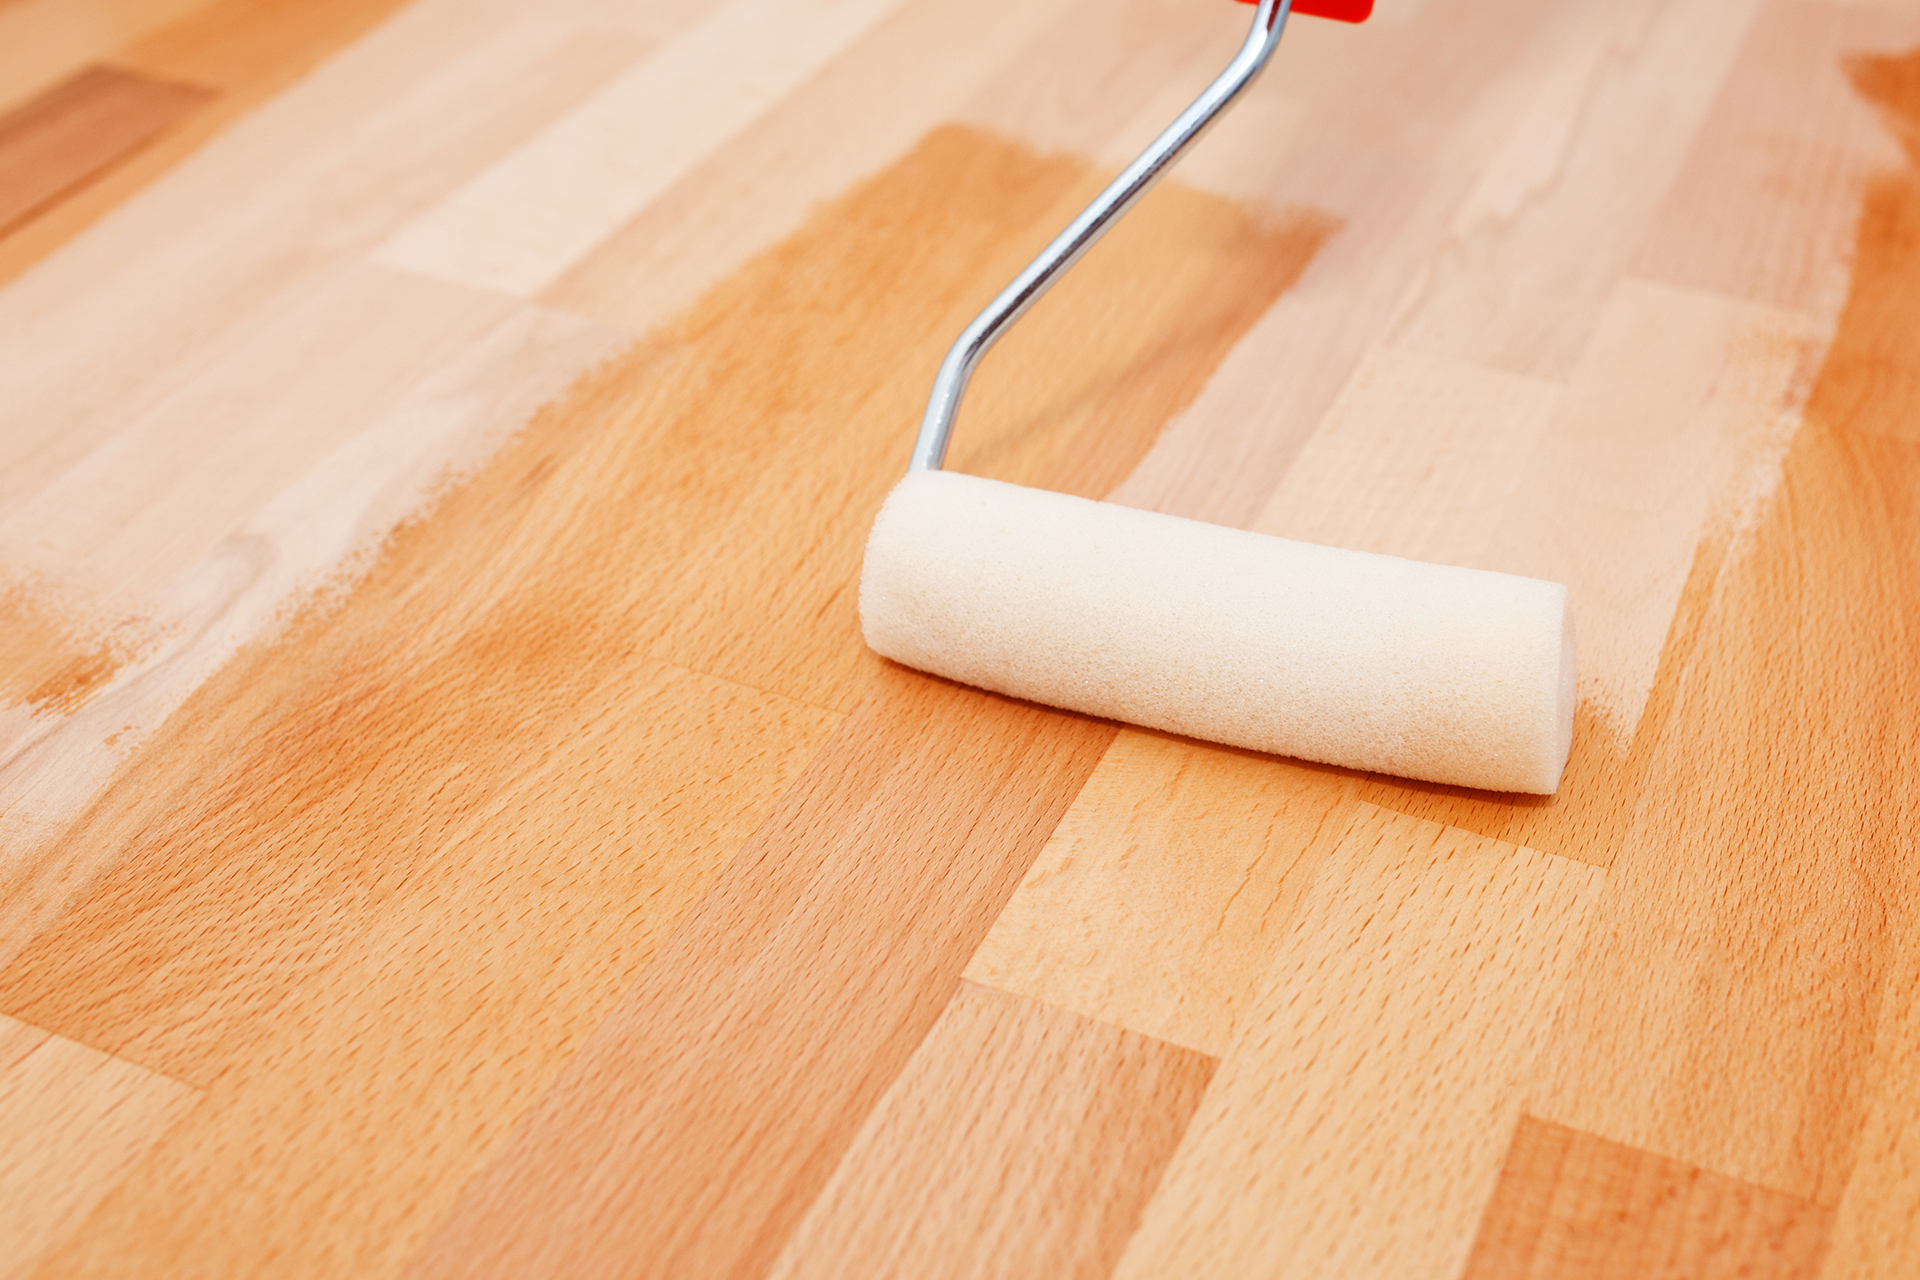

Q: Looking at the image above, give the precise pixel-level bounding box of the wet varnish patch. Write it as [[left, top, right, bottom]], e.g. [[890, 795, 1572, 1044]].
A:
[[0, 575, 144, 717], [0, 125, 1330, 1279]]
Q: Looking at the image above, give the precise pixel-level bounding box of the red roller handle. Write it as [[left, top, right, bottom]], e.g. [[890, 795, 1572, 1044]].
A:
[[1236, 0, 1372, 21]]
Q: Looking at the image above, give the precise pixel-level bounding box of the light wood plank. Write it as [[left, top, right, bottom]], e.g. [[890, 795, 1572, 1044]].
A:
[[0, 64, 210, 235], [1631, 0, 1920, 313], [371, 0, 914, 297], [957, 0, 1244, 161], [1464, 1116, 1832, 1279], [1253, 346, 1563, 568], [1815, 48, 1920, 446], [0, 4, 651, 858], [968, 283, 1817, 1052], [0, 1, 646, 520], [768, 982, 1216, 1280], [1107, 0, 1579, 527], [1529, 396, 1919, 1205], [965, 729, 1363, 1056], [0, 266, 517, 594], [0, 0, 421, 285], [542, 0, 1077, 337], [402, 665, 1116, 1280], [1217, 279, 1816, 812], [1388, 0, 1764, 379], [1331, 280, 1822, 874], [0, 1013, 197, 1278], [1113, 803, 1605, 1280]]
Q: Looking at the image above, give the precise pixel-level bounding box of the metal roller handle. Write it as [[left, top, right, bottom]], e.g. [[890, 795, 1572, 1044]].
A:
[[908, 0, 1294, 474]]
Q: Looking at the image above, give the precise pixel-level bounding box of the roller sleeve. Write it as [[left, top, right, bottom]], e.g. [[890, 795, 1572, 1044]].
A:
[[859, 471, 1576, 794]]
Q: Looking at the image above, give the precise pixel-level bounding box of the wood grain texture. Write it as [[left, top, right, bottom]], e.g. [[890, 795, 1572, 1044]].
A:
[[540, 0, 1072, 336], [0, 573, 143, 718], [1389, 0, 1764, 379], [4, 0, 1920, 1272], [0, 64, 210, 235], [372, 0, 913, 295], [1463, 1116, 1833, 1280], [954, 1, 1844, 1068], [0, 3, 647, 851], [1265, 279, 1821, 751], [0, 351, 847, 1276], [1254, 346, 1564, 571], [2, 98, 1314, 1278], [0, 0, 208, 115], [966, 729, 1363, 1057], [0, 1014, 197, 1278], [1110, 0, 1602, 527], [1313, 275, 1823, 865], [1632, 0, 1916, 313], [970, 244, 1827, 1065], [1823, 929, 1920, 1280], [1527, 45, 1920, 1208], [0, 299, 625, 860], [767, 982, 1215, 1280], [1479, 280, 1821, 744], [403, 667, 1116, 1280], [1112, 803, 1606, 1280], [2, 653, 836, 1280], [0, 0, 418, 284], [0, 2, 644, 521]]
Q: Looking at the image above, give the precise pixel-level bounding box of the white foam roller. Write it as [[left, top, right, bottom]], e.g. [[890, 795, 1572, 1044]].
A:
[[860, 471, 1575, 794]]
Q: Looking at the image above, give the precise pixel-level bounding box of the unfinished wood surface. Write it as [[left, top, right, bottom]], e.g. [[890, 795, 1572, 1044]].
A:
[[0, 0, 419, 284], [1632, 0, 1916, 312], [1109, 0, 1595, 527], [0, 1, 648, 854], [3, 0, 1920, 1274], [374, 0, 910, 296], [0, 1014, 197, 1278], [1254, 347, 1563, 571], [0, 65, 210, 235], [539, 0, 1072, 336], [1463, 1115, 1833, 1280], [768, 982, 1215, 1280], [1112, 804, 1606, 1280], [0, 2, 644, 520], [1389, 0, 1764, 379]]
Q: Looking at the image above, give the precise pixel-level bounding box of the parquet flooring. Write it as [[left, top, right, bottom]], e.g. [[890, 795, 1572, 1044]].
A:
[[2, 0, 1918, 1276]]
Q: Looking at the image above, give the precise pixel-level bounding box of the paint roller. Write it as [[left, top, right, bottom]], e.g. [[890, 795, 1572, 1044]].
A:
[[859, 0, 1576, 794]]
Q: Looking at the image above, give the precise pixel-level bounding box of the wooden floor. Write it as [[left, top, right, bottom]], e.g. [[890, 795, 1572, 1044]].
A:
[[2, 0, 1918, 1276]]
